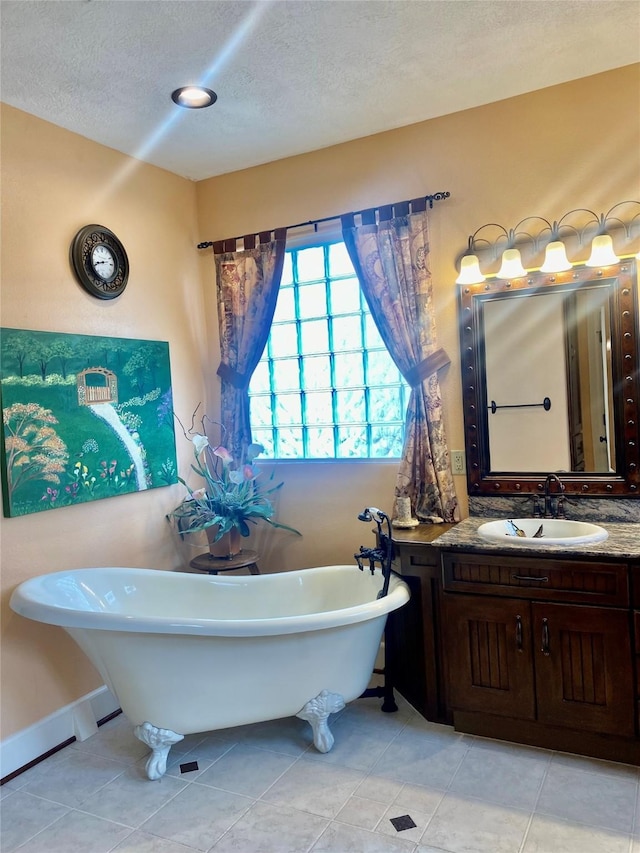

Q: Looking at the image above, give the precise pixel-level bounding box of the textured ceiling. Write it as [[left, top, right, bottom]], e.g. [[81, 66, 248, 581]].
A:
[[1, 0, 639, 181]]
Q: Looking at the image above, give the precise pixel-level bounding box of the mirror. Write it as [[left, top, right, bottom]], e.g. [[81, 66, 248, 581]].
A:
[[459, 259, 639, 496]]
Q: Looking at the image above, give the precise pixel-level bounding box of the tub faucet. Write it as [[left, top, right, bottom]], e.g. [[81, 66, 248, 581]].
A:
[[355, 507, 394, 599]]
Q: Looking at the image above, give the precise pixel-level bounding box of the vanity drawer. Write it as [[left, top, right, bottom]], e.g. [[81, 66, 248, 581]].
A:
[[442, 552, 629, 606]]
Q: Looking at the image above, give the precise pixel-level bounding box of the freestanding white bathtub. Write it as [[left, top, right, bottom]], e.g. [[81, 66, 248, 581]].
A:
[[10, 564, 410, 779]]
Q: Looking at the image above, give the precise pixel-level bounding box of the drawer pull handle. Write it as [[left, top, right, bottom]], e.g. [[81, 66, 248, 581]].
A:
[[541, 618, 550, 656], [515, 615, 523, 651], [512, 574, 549, 583]]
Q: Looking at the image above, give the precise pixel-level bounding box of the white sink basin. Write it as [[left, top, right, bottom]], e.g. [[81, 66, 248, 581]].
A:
[[477, 518, 608, 547]]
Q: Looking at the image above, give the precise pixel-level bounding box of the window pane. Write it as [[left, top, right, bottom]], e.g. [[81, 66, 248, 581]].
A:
[[305, 390, 333, 425], [337, 426, 368, 457], [330, 277, 361, 314], [302, 355, 331, 390], [369, 386, 404, 421], [297, 282, 327, 319], [300, 319, 329, 354], [296, 246, 325, 283], [274, 393, 301, 426], [306, 427, 335, 457], [331, 315, 362, 351], [334, 352, 364, 387], [280, 253, 293, 286], [269, 323, 299, 358], [364, 314, 384, 348], [251, 429, 274, 457], [336, 389, 366, 423], [250, 361, 271, 393], [250, 395, 273, 427], [273, 286, 295, 322], [328, 242, 355, 278], [277, 428, 303, 459], [370, 424, 403, 457], [272, 358, 300, 391], [366, 349, 401, 384]]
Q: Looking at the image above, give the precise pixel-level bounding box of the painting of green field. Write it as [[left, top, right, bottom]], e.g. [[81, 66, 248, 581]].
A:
[[0, 328, 178, 517]]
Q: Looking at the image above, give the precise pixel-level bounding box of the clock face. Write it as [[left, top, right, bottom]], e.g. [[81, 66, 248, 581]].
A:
[[70, 225, 129, 299], [91, 244, 116, 281]]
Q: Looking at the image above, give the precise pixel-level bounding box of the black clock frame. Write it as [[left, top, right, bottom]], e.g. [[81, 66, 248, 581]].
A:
[[70, 224, 129, 299]]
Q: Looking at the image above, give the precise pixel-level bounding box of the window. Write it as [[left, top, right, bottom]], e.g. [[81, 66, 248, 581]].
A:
[[248, 241, 409, 459]]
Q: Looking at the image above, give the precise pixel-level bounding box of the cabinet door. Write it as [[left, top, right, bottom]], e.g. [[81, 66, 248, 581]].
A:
[[443, 594, 535, 720], [533, 602, 635, 736]]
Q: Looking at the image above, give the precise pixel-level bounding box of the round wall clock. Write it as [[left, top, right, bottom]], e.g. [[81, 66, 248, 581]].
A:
[[70, 224, 129, 299]]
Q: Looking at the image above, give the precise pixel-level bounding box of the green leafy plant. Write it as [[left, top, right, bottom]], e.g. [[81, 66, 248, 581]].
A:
[[168, 407, 300, 543]]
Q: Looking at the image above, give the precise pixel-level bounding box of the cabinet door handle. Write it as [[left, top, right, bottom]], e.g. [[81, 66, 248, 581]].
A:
[[515, 615, 523, 651], [541, 618, 550, 656], [512, 574, 549, 583]]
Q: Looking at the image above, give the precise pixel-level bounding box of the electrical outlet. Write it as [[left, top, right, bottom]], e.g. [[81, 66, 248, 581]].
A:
[[451, 450, 466, 475]]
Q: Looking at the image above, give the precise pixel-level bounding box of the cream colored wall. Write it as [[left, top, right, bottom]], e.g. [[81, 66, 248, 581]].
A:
[[1, 64, 638, 745], [0, 104, 207, 738], [196, 65, 640, 572]]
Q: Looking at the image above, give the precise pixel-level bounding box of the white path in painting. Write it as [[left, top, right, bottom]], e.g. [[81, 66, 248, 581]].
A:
[[89, 403, 148, 490]]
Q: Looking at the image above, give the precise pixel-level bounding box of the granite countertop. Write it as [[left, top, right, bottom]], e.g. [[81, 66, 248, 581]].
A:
[[433, 517, 640, 560]]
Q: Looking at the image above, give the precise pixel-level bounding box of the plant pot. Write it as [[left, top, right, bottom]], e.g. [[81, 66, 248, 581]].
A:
[[206, 525, 242, 559]]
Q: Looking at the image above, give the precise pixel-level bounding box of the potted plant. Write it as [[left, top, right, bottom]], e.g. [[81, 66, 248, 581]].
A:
[[168, 408, 300, 557]]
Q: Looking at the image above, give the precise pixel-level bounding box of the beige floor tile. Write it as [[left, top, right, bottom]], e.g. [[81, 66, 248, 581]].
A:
[[13, 809, 131, 853], [18, 749, 127, 807], [262, 757, 365, 818], [80, 764, 187, 828], [195, 743, 296, 797], [0, 791, 69, 852], [522, 813, 632, 853], [421, 792, 530, 853], [111, 831, 198, 852], [449, 745, 549, 809], [536, 762, 636, 833], [139, 782, 252, 851], [334, 794, 388, 830], [209, 800, 328, 852], [311, 820, 417, 852], [371, 728, 470, 788], [70, 715, 149, 764]]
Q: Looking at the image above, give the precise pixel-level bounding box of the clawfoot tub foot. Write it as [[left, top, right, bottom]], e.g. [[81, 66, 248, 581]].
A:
[[134, 721, 184, 780], [296, 690, 345, 753]]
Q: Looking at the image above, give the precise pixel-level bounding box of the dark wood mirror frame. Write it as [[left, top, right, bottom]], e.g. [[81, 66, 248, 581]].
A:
[[458, 259, 639, 496]]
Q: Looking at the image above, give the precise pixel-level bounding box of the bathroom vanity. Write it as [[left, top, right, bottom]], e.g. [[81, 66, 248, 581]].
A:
[[389, 518, 640, 765]]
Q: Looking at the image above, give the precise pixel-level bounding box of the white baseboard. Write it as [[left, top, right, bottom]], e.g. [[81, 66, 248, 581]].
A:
[[0, 685, 119, 780]]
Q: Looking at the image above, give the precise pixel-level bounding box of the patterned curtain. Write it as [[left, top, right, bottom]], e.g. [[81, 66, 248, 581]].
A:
[[342, 208, 459, 522], [215, 229, 287, 460]]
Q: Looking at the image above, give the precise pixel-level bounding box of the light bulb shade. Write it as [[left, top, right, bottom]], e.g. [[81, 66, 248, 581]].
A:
[[586, 234, 619, 267], [456, 254, 485, 284], [497, 248, 526, 279], [540, 240, 571, 273]]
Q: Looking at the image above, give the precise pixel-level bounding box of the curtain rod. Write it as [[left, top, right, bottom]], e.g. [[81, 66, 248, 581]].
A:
[[196, 190, 451, 249]]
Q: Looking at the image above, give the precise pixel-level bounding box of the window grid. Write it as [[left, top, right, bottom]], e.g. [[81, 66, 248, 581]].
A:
[[249, 242, 408, 459]]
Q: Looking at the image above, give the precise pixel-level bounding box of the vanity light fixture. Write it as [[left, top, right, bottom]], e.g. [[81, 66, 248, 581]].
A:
[[456, 200, 640, 282], [540, 240, 572, 273], [455, 236, 486, 284], [171, 86, 218, 109], [585, 233, 620, 267], [496, 247, 527, 279]]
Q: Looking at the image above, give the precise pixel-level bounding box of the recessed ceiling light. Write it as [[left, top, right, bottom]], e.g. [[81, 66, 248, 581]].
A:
[[171, 86, 217, 109]]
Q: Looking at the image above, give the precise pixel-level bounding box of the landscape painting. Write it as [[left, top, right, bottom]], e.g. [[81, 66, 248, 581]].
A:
[[0, 328, 178, 517]]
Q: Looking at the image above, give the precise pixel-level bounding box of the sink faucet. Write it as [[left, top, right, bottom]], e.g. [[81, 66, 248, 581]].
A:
[[537, 474, 566, 519]]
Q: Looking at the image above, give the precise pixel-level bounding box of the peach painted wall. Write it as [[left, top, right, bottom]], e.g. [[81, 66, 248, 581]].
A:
[[0, 104, 207, 737], [196, 65, 640, 571]]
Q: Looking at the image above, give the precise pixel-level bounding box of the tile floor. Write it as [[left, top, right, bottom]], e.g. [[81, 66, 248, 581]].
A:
[[2, 692, 640, 853]]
